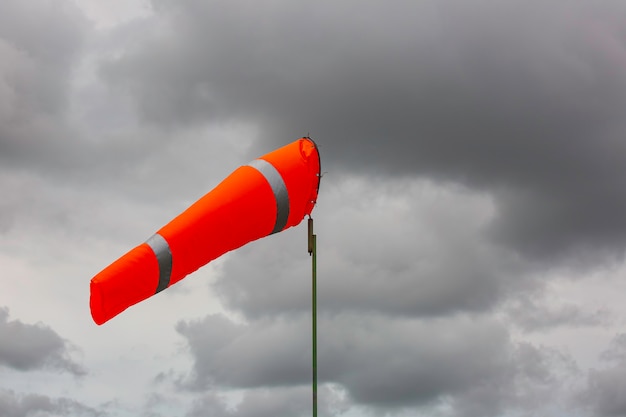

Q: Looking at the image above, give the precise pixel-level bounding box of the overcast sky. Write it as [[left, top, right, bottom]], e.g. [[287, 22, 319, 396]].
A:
[[2, 1, 626, 416]]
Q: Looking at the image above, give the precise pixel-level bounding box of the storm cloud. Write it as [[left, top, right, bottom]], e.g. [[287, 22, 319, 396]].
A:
[[102, 0, 626, 261], [2, 1, 626, 416]]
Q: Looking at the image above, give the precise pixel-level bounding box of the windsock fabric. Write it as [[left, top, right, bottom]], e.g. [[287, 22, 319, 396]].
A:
[[90, 138, 321, 325]]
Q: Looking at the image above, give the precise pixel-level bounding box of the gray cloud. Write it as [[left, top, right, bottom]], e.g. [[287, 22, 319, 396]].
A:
[[0, 0, 197, 211], [0, 308, 85, 376], [200, 175, 590, 415], [101, 0, 626, 262], [580, 334, 626, 417], [186, 386, 347, 417], [1, 1, 623, 416], [176, 312, 575, 416], [0, 0, 88, 169], [0, 389, 102, 417], [213, 177, 535, 321], [176, 314, 309, 390], [0, 0, 85, 115], [451, 342, 578, 417], [503, 294, 611, 332], [584, 365, 626, 417]]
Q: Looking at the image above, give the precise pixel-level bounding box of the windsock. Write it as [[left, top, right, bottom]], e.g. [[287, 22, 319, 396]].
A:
[[90, 138, 321, 325]]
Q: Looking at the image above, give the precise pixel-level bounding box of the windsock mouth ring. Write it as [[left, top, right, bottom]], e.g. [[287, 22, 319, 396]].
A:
[[303, 136, 322, 199]]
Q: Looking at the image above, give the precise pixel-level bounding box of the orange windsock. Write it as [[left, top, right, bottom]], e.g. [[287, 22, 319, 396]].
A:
[[90, 138, 321, 325]]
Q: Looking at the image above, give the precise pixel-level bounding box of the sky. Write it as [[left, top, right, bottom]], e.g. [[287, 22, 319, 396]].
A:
[[2, 0, 626, 416]]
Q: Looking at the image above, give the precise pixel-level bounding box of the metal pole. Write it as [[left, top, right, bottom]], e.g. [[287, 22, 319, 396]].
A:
[[308, 218, 317, 417]]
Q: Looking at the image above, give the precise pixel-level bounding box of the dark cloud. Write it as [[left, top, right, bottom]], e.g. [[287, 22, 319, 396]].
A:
[[102, 0, 626, 261], [0, 389, 102, 417], [201, 177, 590, 415], [0, 0, 186, 207], [176, 312, 575, 416], [0, 308, 85, 376], [0, 1, 622, 416], [451, 342, 578, 417]]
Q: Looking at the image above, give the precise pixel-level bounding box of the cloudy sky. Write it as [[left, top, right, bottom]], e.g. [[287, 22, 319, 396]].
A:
[[3, 0, 626, 416]]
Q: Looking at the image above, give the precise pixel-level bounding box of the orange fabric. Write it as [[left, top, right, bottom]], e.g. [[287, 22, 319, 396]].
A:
[[90, 138, 320, 325], [90, 244, 160, 325], [160, 165, 276, 284]]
